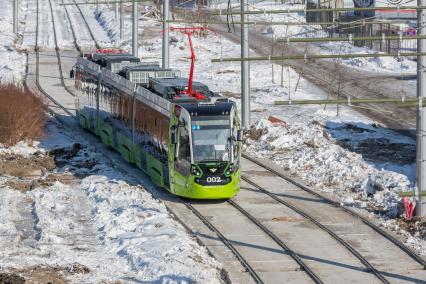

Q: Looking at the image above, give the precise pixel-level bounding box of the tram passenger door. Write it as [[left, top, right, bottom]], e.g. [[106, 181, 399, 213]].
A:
[[174, 121, 191, 191]]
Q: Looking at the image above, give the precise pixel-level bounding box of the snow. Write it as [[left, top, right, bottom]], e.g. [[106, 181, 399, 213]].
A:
[[0, 1, 26, 83], [1, 0, 424, 278], [0, 1, 223, 282], [0, 121, 223, 283], [212, 1, 417, 74]]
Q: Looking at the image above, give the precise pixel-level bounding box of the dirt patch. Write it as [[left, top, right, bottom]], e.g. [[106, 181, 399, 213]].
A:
[[246, 126, 268, 141], [0, 152, 55, 178], [65, 263, 90, 275], [49, 143, 82, 161], [220, 91, 240, 99], [338, 138, 415, 164], [272, 216, 303, 222], [3, 263, 90, 284], [1, 143, 96, 191], [397, 218, 426, 239], [216, 70, 237, 74], [0, 272, 25, 284]]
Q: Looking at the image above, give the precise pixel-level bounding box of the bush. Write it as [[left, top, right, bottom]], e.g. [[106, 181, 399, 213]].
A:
[[0, 84, 46, 146]]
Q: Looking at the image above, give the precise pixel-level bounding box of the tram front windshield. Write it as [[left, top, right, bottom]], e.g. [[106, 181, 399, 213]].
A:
[[191, 117, 230, 162]]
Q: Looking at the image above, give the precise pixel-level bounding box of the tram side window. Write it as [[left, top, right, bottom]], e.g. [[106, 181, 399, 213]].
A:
[[178, 124, 191, 162], [233, 118, 239, 162]]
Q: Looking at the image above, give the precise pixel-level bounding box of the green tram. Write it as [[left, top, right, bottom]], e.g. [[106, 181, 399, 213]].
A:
[[73, 53, 242, 199]]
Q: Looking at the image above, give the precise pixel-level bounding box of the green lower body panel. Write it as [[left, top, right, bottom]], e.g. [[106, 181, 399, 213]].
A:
[[99, 121, 113, 146], [78, 112, 88, 129], [147, 153, 164, 187], [172, 170, 240, 199], [133, 144, 143, 170], [116, 132, 134, 163]]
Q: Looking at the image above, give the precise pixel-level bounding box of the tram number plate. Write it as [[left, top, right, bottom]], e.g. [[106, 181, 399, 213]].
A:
[[206, 176, 222, 183]]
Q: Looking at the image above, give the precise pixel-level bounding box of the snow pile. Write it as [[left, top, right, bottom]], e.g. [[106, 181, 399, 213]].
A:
[[0, 1, 26, 83], [83, 176, 221, 282], [0, 122, 223, 283], [245, 117, 413, 217], [319, 41, 417, 73]]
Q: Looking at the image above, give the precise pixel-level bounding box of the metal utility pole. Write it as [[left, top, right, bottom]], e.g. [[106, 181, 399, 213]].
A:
[[416, 0, 426, 217], [115, 0, 118, 19], [132, 0, 138, 57], [162, 0, 170, 68], [120, 0, 124, 40], [96, 0, 99, 14], [13, 0, 18, 34], [241, 0, 250, 128]]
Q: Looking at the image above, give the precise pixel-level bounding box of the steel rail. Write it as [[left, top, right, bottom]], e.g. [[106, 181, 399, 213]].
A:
[[277, 35, 426, 43], [35, 0, 74, 117], [161, 19, 404, 26], [227, 199, 324, 284], [211, 6, 426, 16], [73, 0, 101, 49], [212, 52, 426, 62], [240, 176, 390, 284], [183, 201, 264, 284], [45, 0, 76, 97], [62, 0, 82, 54], [241, 154, 426, 270]]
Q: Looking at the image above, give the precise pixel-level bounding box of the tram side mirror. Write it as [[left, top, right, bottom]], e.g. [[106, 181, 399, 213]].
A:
[[171, 127, 178, 145], [69, 69, 74, 79], [237, 129, 243, 142]]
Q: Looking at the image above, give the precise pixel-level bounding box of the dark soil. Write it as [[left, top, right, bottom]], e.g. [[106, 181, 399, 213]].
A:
[[1, 143, 97, 192], [398, 218, 426, 239], [0, 152, 55, 178], [246, 126, 268, 141], [0, 273, 25, 284], [338, 137, 415, 164]]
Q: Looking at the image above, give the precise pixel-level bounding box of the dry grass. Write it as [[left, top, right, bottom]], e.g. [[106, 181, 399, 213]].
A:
[[0, 84, 46, 146]]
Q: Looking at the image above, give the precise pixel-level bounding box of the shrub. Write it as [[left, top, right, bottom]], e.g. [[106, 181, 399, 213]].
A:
[[0, 84, 46, 146]]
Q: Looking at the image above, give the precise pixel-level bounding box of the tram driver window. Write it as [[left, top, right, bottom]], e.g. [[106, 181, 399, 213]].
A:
[[178, 125, 190, 162]]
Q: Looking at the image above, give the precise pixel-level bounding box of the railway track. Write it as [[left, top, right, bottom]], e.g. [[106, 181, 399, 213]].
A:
[[238, 174, 389, 283], [35, 0, 74, 115], [37, 0, 102, 105], [71, 0, 101, 50], [242, 154, 426, 271]]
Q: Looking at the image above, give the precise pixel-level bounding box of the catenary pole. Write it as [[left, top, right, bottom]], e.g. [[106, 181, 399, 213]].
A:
[[132, 0, 138, 56], [162, 0, 169, 68], [13, 0, 18, 34], [241, 0, 250, 128], [416, 0, 426, 216], [120, 0, 124, 40]]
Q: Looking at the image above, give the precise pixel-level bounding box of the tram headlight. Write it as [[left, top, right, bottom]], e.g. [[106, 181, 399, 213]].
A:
[[191, 165, 202, 177], [225, 164, 234, 176]]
